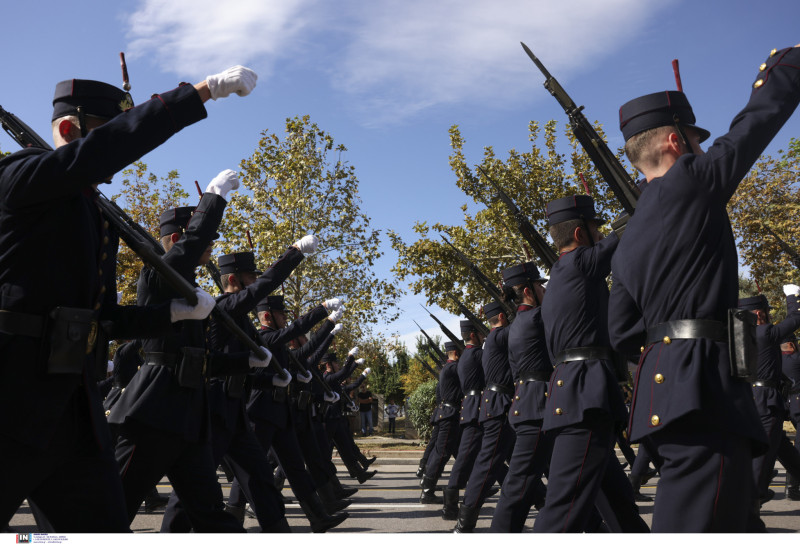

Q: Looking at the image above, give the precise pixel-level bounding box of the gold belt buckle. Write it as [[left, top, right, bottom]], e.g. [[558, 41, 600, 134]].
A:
[[86, 321, 98, 354]]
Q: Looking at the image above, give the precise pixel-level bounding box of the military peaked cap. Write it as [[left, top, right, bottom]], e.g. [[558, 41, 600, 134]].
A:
[[159, 206, 220, 240], [218, 251, 261, 275], [546, 195, 604, 227], [460, 320, 478, 336], [321, 351, 338, 363], [257, 295, 285, 313], [619, 90, 710, 143], [502, 261, 544, 287], [444, 341, 460, 353], [738, 295, 771, 311], [483, 301, 504, 320], [52, 79, 134, 121]]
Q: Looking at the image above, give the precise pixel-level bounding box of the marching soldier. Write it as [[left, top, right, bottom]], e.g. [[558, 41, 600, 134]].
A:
[[782, 336, 800, 500], [609, 43, 800, 531], [442, 320, 489, 520], [490, 262, 549, 532], [419, 341, 462, 504], [0, 66, 254, 531], [454, 301, 515, 532], [535, 195, 646, 533]]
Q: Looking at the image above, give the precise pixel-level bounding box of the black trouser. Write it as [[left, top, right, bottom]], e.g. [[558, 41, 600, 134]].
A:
[[328, 417, 366, 476], [115, 421, 243, 532], [160, 411, 285, 532], [462, 416, 515, 509], [388, 418, 396, 434], [1, 390, 129, 532], [752, 407, 783, 498], [447, 423, 483, 489], [423, 417, 461, 481], [293, 407, 337, 486], [490, 420, 551, 532]]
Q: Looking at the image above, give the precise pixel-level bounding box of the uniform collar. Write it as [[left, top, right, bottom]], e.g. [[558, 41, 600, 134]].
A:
[[517, 303, 535, 313]]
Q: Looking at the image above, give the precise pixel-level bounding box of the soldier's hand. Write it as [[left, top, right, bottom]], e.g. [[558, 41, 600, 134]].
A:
[[324, 391, 340, 403], [356, 358, 365, 366], [297, 370, 313, 384], [362, 367, 372, 377], [205, 65, 258, 100], [272, 371, 292, 388], [248, 346, 272, 368], [348, 346, 359, 357], [170, 287, 215, 322], [331, 323, 343, 335], [293, 234, 319, 256], [323, 298, 343, 312], [784, 284, 800, 297], [328, 307, 344, 323], [205, 169, 239, 200]]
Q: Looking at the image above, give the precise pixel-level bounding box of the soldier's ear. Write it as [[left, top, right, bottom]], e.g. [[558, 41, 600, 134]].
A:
[[573, 225, 584, 245], [58, 119, 81, 143], [170, 232, 181, 244]]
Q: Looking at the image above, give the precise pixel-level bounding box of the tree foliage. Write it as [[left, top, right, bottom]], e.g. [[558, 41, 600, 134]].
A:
[[406, 379, 437, 441], [729, 138, 800, 320], [388, 120, 627, 316], [219, 115, 402, 348], [111, 162, 189, 305], [399, 335, 442, 397]]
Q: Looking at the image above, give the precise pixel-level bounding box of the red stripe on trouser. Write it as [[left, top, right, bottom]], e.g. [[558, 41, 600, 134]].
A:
[[121, 444, 137, 478], [561, 429, 593, 532]]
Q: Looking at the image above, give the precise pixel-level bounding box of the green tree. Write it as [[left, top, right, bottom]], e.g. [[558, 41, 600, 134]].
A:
[[407, 379, 438, 441], [388, 120, 628, 314], [219, 115, 402, 349], [400, 335, 442, 396], [111, 161, 189, 304]]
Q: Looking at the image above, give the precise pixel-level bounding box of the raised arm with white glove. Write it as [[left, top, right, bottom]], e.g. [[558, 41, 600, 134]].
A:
[[272, 371, 292, 388], [331, 323, 343, 335], [324, 298, 343, 312], [170, 287, 215, 322], [783, 284, 800, 297], [297, 370, 313, 384], [293, 235, 319, 256], [362, 367, 372, 377], [328, 307, 344, 323], [205, 169, 239, 200], [324, 391, 340, 403], [205, 65, 258, 100], [348, 347, 359, 357], [355, 358, 365, 366], [248, 346, 273, 368]]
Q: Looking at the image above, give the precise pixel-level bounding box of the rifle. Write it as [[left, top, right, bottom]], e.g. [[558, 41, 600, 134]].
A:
[[419, 304, 465, 349], [476, 166, 558, 269], [440, 235, 516, 319], [0, 105, 287, 378], [419, 357, 440, 380], [413, 319, 446, 366], [444, 292, 490, 337], [520, 42, 640, 216], [764, 226, 800, 269]]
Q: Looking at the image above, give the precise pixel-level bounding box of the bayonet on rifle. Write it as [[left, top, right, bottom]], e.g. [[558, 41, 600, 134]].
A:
[[413, 319, 446, 366], [476, 166, 557, 269], [419, 304, 464, 350], [440, 235, 516, 319], [765, 225, 800, 269], [445, 293, 490, 337], [520, 42, 640, 216]]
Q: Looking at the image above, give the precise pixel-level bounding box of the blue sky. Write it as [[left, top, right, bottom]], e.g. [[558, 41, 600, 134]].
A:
[[2, 1, 799, 352]]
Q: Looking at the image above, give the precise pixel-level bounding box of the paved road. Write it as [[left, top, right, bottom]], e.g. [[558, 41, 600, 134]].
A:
[[8, 454, 800, 533]]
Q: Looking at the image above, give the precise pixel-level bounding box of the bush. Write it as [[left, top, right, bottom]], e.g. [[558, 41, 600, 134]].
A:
[[407, 379, 438, 441]]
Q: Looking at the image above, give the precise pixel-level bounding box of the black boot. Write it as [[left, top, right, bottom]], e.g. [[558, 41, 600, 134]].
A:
[[318, 480, 353, 514], [453, 504, 479, 533], [362, 455, 377, 468], [224, 504, 245, 524], [420, 475, 443, 504], [357, 470, 377, 484], [629, 475, 653, 502], [641, 466, 658, 485], [299, 495, 349, 533], [144, 486, 169, 512], [273, 472, 286, 492], [330, 476, 358, 499], [787, 473, 800, 500], [442, 487, 459, 520], [484, 485, 500, 499], [532, 477, 547, 510], [415, 462, 425, 479], [261, 516, 292, 533]]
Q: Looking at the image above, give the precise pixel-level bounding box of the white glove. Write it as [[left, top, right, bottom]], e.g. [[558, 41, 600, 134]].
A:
[[324, 298, 342, 312], [783, 284, 800, 297], [362, 367, 372, 377], [116, 291, 123, 304], [297, 370, 313, 383], [331, 323, 343, 335], [248, 346, 272, 368], [355, 358, 365, 366], [348, 347, 359, 357], [294, 235, 319, 256], [205, 169, 239, 200], [170, 288, 215, 322], [205, 65, 257, 100], [272, 371, 292, 388], [328, 307, 344, 323], [324, 391, 340, 403]]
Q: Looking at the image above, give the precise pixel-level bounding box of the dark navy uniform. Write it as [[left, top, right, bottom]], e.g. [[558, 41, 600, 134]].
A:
[[109, 196, 246, 531], [0, 80, 206, 531], [161, 249, 303, 532], [421, 343, 462, 502], [740, 293, 800, 502], [456, 303, 515, 532], [536, 196, 645, 533], [609, 46, 800, 531], [491, 262, 551, 532]]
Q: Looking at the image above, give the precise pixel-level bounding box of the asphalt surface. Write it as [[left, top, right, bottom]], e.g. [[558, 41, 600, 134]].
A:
[[7, 446, 800, 533]]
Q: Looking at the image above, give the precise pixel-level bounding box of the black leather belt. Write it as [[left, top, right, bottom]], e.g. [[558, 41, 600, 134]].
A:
[[464, 389, 482, 397], [486, 382, 514, 396], [752, 380, 779, 388], [0, 309, 45, 337], [554, 347, 613, 365], [646, 319, 727, 346], [517, 370, 552, 383], [441, 401, 458, 410], [144, 352, 178, 370]]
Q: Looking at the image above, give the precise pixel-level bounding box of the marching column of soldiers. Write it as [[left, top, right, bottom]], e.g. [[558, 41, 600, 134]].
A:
[[1, 41, 800, 534]]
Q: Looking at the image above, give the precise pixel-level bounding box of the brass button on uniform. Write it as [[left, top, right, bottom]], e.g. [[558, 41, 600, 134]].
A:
[[651, 415, 661, 426], [754, 79, 764, 89], [105, 410, 111, 417], [640, 346, 644, 353], [663, 336, 671, 345], [485, 398, 489, 403], [759, 62, 767, 71], [461, 416, 464, 421], [103, 236, 109, 244], [519, 380, 524, 385], [770, 48, 777, 57], [103, 221, 109, 229], [515, 395, 520, 400], [101, 252, 107, 261], [439, 414, 442, 419], [557, 380, 564, 387], [544, 392, 548, 397], [94, 302, 101, 310], [100, 286, 106, 294], [514, 411, 519, 416], [654, 373, 664, 384], [121, 388, 125, 393], [555, 408, 563, 415]]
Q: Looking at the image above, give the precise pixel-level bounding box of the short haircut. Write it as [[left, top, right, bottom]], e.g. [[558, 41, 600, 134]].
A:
[[549, 218, 584, 251], [487, 314, 502, 327], [624, 125, 675, 173]]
